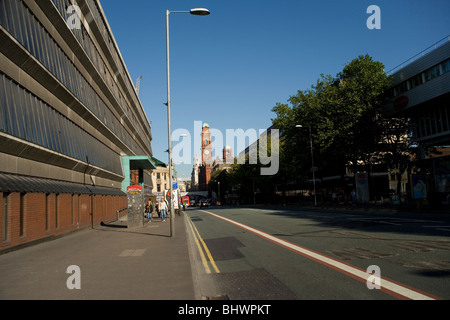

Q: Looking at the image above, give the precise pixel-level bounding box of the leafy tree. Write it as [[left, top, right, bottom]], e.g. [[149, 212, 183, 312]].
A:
[[271, 55, 400, 199]]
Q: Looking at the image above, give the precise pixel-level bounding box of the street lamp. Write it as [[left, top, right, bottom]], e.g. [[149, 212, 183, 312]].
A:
[[296, 125, 317, 206], [166, 8, 210, 237]]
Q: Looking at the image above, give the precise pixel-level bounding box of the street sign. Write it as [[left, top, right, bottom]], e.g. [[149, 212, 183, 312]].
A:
[[173, 182, 178, 189]]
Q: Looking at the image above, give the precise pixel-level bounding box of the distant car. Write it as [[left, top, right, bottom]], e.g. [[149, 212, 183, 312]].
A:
[[199, 199, 209, 207]]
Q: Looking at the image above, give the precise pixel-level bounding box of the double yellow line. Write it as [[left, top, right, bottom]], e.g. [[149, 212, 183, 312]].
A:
[[186, 214, 220, 274]]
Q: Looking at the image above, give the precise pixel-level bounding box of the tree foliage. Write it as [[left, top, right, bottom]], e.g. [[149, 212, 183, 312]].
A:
[[227, 54, 421, 204]]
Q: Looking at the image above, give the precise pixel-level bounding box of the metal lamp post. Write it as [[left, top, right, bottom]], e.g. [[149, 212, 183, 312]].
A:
[[296, 125, 317, 206], [166, 8, 210, 237]]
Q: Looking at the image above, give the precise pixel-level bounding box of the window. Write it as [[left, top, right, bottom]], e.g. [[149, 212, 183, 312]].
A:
[[13, 85, 26, 139], [395, 81, 408, 96], [442, 59, 450, 74], [409, 73, 423, 89], [18, 86, 32, 141], [4, 78, 18, 136], [425, 64, 441, 82], [0, 0, 4, 27], [0, 75, 6, 132]]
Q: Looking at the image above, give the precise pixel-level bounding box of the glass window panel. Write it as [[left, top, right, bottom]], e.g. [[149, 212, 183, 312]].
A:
[[425, 65, 440, 82], [0, 0, 4, 27], [35, 20, 46, 65], [23, 6, 37, 57], [435, 107, 443, 133], [442, 59, 450, 74], [11, 0, 25, 44], [32, 99, 45, 148], [62, 118, 74, 158], [43, 32, 52, 71], [19, 89, 32, 141], [47, 106, 59, 151], [13, 84, 26, 139], [36, 99, 47, 147], [39, 27, 49, 70], [73, 124, 82, 160], [53, 110, 63, 153], [430, 110, 437, 135], [443, 107, 449, 132], [33, 97, 45, 146], [16, 0, 30, 50], [25, 94, 38, 144], [43, 101, 56, 149], [4, 78, 19, 137], [4, 0, 17, 39], [57, 115, 66, 155], [0, 74, 6, 133], [30, 18, 41, 62], [46, 33, 56, 76], [56, 47, 66, 86]]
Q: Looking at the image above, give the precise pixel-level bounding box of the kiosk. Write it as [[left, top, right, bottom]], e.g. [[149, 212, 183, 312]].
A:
[[127, 185, 144, 228]]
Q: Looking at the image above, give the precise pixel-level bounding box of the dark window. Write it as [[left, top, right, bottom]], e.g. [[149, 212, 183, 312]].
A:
[[409, 73, 423, 89], [425, 64, 441, 82], [0, 75, 6, 132], [442, 59, 450, 74]]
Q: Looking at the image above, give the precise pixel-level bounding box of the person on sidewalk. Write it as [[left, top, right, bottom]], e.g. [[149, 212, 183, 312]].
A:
[[159, 199, 168, 222], [146, 199, 155, 223]]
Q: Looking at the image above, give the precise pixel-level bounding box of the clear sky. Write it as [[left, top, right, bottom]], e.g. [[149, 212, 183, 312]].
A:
[[100, 0, 450, 178]]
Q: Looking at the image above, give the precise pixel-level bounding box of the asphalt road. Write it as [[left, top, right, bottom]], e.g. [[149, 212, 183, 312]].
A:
[[185, 205, 450, 300]]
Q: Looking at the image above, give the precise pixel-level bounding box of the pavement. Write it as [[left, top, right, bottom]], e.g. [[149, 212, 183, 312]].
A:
[[0, 211, 201, 300]]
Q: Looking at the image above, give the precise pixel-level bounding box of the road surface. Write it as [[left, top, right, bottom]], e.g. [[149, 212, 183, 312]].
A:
[[185, 205, 450, 300]]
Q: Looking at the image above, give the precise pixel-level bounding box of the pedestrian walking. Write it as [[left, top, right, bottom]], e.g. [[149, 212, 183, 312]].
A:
[[159, 200, 168, 222], [332, 192, 337, 204], [155, 200, 160, 218], [351, 189, 356, 205], [145, 200, 151, 223], [146, 199, 155, 223]]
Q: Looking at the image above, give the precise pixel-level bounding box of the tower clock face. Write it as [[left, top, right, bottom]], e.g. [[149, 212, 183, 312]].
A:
[[204, 150, 209, 155]]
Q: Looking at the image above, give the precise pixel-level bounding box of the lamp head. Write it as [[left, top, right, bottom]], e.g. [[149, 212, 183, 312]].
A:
[[190, 8, 210, 15]]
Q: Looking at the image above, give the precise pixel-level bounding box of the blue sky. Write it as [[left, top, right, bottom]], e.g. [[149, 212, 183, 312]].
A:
[[100, 0, 450, 178]]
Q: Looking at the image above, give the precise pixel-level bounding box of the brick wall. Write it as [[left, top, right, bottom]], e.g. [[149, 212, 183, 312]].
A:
[[1, 192, 127, 252]]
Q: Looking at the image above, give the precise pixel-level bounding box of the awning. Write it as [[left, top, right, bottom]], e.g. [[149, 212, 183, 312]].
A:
[[0, 173, 125, 195], [128, 156, 157, 170]]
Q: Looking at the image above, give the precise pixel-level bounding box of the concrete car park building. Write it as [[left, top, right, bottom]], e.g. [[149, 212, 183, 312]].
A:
[[0, 0, 155, 252]]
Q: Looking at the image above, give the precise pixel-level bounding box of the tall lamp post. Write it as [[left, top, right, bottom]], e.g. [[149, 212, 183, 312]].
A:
[[296, 125, 317, 206], [166, 8, 210, 237]]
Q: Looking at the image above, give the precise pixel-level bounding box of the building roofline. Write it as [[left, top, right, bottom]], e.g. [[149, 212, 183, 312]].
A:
[[387, 35, 450, 75]]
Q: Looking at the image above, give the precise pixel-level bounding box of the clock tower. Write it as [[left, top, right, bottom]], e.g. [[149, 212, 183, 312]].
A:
[[201, 123, 213, 165], [199, 123, 214, 191]]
